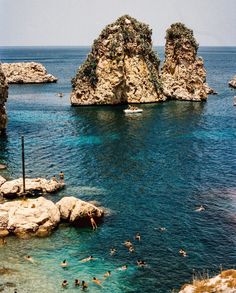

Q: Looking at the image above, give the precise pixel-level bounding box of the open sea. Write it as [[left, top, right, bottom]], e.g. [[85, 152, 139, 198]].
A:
[[0, 46, 236, 293]]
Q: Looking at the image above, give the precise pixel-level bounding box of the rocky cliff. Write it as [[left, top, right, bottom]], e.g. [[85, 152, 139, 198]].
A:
[[71, 15, 165, 105], [2, 62, 57, 84], [179, 270, 236, 293], [161, 23, 211, 101], [0, 64, 8, 134]]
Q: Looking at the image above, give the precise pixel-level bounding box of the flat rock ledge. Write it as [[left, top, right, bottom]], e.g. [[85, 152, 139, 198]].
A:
[[0, 177, 64, 198], [179, 270, 236, 293], [0, 196, 104, 238], [2, 62, 57, 84], [229, 75, 236, 88]]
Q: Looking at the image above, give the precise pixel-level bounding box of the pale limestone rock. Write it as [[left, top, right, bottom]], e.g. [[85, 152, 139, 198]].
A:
[[2, 62, 57, 84], [0, 197, 60, 238], [0, 64, 8, 133], [179, 270, 236, 293], [0, 178, 64, 198], [161, 23, 212, 101], [0, 176, 6, 187], [229, 75, 236, 88], [71, 15, 164, 106], [56, 196, 104, 224]]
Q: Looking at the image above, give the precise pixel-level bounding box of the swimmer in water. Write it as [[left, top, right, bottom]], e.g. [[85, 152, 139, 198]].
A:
[[81, 280, 88, 291], [74, 279, 80, 286], [117, 265, 128, 271], [104, 271, 111, 278], [124, 240, 132, 248], [92, 277, 103, 287], [179, 249, 187, 257], [159, 227, 166, 232], [129, 246, 135, 253], [80, 255, 96, 263], [135, 232, 141, 241], [60, 259, 68, 268], [195, 205, 205, 212], [110, 247, 117, 255], [137, 260, 147, 267], [62, 280, 68, 288], [24, 255, 34, 263], [0, 238, 6, 245], [88, 211, 97, 230]]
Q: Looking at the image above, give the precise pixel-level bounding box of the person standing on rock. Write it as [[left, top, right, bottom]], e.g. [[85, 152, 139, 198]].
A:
[[88, 211, 97, 230], [59, 171, 64, 182]]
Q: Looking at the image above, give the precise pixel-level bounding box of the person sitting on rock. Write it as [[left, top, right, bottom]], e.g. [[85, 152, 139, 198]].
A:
[[88, 211, 97, 230], [74, 279, 80, 286], [60, 259, 68, 268], [62, 280, 68, 288], [81, 280, 88, 291], [52, 175, 58, 182]]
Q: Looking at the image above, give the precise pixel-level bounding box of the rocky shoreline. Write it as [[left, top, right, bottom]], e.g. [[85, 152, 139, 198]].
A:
[[2, 62, 57, 84], [229, 75, 236, 88], [0, 196, 104, 238], [0, 64, 8, 134]]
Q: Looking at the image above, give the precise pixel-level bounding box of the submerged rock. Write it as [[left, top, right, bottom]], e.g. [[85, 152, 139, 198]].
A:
[[0, 197, 60, 238], [179, 270, 236, 293], [71, 15, 164, 105], [2, 62, 57, 84], [0, 177, 64, 198], [0, 64, 8, 134], [161, 23, 211, 101], [56, 196, 104, 225], [229, 75, 236, 88]]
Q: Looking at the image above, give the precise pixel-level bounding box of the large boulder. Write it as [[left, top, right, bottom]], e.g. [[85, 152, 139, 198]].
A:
[[229, 75, 236, 88], [161, 23, 212, 101], [71, 15, 165, 106], [56, 196, 104, 225], [0, 197, 60, 238], [0, 64, 8, 134], [2, 62, 57, 84], [179, 270, 236, 293], [0, 178, 65, 198]]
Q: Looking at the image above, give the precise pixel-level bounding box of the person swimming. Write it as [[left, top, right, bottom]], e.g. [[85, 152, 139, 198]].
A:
[[74, 279, 80, 286], [110, 247, 117, 255], [124, 240, 132, 248], [135, 232, 141, 241], [81, 280, 88, 291], [195, 205, 205, 212], [129, 246, 135, 253], [62, 280, 68, 288], [179, 249, 187, 257], [103, 271, 111, 278], [24, 255, 34, 263], [60, 259, 68, 267], [92, 277, 103, 287], [117, 265, 128, 271], [159, 227, 166, 232], [137, 260, 147, 267], [80, 255, 96, 263]]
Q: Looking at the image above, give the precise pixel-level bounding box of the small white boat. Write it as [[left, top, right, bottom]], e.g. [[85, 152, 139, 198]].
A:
[[124, 108, 143, 114]]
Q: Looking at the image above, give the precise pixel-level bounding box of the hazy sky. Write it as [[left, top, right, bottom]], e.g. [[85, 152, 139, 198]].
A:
[[0, 0, 236, 46]]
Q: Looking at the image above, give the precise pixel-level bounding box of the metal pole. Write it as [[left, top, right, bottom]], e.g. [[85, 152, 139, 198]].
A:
[[21, 136, 26, 195]]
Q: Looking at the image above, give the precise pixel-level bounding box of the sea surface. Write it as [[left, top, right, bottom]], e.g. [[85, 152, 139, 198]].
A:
[[0, 46, 236, 293]]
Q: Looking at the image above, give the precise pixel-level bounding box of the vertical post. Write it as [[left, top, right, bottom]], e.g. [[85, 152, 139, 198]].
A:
[[21, 136, 26, 195]]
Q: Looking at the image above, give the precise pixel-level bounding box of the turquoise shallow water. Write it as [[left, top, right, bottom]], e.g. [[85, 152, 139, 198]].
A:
[[0, 47, 236, 292]]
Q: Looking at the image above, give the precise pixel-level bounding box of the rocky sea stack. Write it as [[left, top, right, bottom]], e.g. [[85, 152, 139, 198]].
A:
[[71, 15, 164, 105], [2, 62, 57, 84], [0, 64, 8, 134], [161, 23, 211, 101], [229, 75, 236, 88]]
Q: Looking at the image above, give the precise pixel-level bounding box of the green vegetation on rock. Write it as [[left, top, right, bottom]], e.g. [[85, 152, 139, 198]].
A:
[[166, 22, 199, 51]]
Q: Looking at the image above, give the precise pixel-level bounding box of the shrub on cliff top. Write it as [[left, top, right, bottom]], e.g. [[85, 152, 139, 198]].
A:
[[166, 22, 199, 51]]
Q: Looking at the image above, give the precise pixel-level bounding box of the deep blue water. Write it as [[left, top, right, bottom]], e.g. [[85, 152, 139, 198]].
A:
[[0, 47, 236, 293]]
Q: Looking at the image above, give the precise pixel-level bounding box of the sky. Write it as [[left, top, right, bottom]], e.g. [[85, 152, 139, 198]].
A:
[[0, 0, 236, 46]]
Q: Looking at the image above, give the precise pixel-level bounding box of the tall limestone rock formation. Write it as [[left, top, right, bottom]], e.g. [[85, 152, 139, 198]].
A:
[[71, 15, 165, 105], [0, 64, 8, 134], [161, 23, 211, 101]]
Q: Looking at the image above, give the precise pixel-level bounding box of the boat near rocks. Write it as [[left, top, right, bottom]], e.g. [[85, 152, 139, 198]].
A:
[[124, 105, 143, 114]]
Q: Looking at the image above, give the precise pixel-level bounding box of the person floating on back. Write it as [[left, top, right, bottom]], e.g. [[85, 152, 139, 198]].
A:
[[80, 255, 96, 263], [92, 277, 103, 287]]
